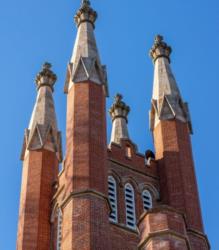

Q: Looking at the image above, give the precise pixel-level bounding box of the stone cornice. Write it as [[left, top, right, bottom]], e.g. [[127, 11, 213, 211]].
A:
[[138, 229, 191, 250], [137, 205, 186, 226], [60, 189, 112, 213], [110, 221, 138, 235]]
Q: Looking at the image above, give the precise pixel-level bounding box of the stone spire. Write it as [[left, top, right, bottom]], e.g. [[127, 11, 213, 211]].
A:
[[64, 0, 108, 95], [21, 63, 62, 161], [149, 35, 192, 133], [109, 94, 130, 144]]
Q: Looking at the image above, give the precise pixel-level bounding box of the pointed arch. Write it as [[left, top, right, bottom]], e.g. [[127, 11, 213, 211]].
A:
[[122, 176, 139, 192], [108, 169, 122, 187], [139, 183, 160, 201], [142, 190, 153, 211]]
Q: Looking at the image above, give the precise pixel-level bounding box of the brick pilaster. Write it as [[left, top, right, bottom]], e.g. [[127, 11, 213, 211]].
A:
[[61, 82, 111, 250]]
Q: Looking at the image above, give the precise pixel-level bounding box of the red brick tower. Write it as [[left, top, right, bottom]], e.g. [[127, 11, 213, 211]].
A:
[[17, 63, 62, 250], [17, 2, 210, 250], [138, 35, 210, 250], [55, 0, 110, 249]]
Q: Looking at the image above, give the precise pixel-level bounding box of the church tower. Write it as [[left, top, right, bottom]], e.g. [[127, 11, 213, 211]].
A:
[[138, 35, 210, 250], [57, 0, 110, 249], [17, 63, 62, 250], [17, 1, 210, 250]]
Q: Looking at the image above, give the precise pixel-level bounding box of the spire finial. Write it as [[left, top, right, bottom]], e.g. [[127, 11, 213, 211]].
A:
[[35, 62, 57, 91], [82, 0, 91, 6], [150, 35, 172, 63], [109, 93, 130, 122], [114, 93, 123, 103], [74, 0, 97, 28]]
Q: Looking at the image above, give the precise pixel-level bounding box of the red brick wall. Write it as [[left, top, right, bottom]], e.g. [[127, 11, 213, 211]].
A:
[[50, 88, 210, 249], [17, 150, 58, 250], [138, 207, 189, 250], [60, 82, 110, 250], [154, 120, 203, 231], [107, 140, 160, 250]]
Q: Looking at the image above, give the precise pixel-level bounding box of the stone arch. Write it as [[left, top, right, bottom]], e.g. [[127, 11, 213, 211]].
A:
[[108, 169, 122, 187], [138, 183, 160, 201], [121, 176, 140, 192]]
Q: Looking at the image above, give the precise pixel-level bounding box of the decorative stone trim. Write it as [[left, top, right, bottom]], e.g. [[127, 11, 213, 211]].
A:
[[187, 228, 211, 249], [74, 0, 97, 28], [35, 62, 57, 91], [137, 205, 186, 226], [110, 221, 138, 235], [150, 35, 172, 63], [138, 229, 191, 250], [60, 189, 112, 213], [52, 185, 65, 203]]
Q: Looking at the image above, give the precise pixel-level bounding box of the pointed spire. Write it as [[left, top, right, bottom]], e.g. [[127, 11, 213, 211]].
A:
[[109, 94, 130, 144], [21, 63, 62, 161], [149, 35, 192, 133], [64, 0, 108, 96]]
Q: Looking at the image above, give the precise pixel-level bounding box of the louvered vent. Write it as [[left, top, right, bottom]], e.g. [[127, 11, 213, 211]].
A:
[[108, 176, 118, 222], [125, 183, 136, 229]]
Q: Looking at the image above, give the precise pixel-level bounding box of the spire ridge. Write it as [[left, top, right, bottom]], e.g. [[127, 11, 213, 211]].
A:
[[150, 35, 172, 63]]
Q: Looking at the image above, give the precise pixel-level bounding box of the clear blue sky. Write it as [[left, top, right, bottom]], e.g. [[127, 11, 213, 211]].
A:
[[0, 0, 218, 249]]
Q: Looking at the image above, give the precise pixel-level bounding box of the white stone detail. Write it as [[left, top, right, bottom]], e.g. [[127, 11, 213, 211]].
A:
[[65, 20, 108, 95], [21, 86, 62, 161], [150, 56, 192, 133], [111, 117, 129, 144]]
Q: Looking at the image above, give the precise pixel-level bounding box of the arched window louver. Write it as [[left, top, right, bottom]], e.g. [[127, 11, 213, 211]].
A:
[[108, 176, 118, 222], [125, 183, 136, 229], [57, 208, 63, 250], [142, 190, 153, 211]]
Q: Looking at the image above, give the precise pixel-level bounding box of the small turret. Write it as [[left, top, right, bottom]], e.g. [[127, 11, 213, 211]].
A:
[[109, 94, 130, 144]]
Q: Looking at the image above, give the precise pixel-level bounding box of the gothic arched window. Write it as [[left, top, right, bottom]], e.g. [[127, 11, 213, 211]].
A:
[[108, 176, 118, 222], [142, 190, 153, 211], [125, 183, 136, 229], [57, 208, 63, 250]]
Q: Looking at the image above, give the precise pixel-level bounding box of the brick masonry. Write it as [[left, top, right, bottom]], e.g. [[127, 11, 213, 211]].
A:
[[16, 2, 210, 249], [17, 150, 59, 250], [58, 82, 111, 250]]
